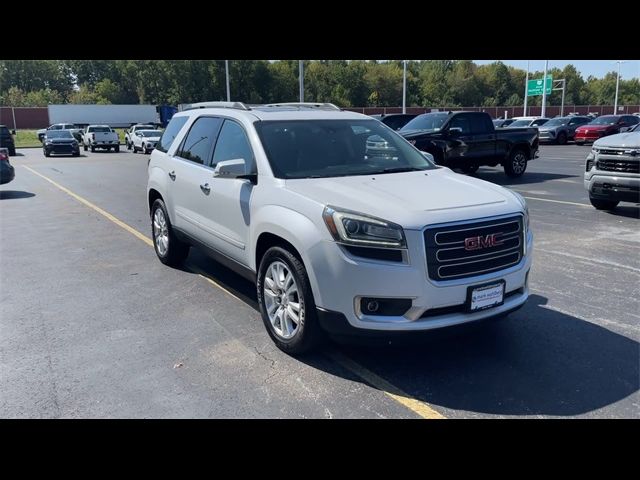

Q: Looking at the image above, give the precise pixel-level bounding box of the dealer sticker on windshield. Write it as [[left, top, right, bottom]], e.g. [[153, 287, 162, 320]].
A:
[[468, 281, 505, 312]]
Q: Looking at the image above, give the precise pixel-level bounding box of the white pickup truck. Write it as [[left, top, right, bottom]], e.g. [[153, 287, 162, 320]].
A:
[[82, 125, 120, 152], [125, 124, 155, 150]]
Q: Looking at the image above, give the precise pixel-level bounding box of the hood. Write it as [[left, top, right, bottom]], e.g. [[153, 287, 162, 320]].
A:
[[284, 168, 522, 229], [594, 131, 640, 149], [538, 124, 563, 132], [576, 124, 611, 131], [399, 128, 439, 138]]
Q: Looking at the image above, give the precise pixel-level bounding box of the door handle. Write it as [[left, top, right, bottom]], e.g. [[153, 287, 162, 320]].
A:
[[168, 171, 176, 181], [200, 183, 211, 194]]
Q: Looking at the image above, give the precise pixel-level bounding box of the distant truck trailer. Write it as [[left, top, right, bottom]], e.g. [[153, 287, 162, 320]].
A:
[[47, 104, 177, 128]]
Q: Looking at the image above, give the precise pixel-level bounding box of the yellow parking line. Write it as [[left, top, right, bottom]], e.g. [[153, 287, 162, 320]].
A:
[[23, 165, 154, 247], [328, 351, 445, 419], [23, 164, 446, 419]]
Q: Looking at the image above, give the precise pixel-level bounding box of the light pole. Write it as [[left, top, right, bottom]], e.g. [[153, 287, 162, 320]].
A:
[[225, 60, 230, 102], [541, 60, 549, 118], [402, 60, 407, 114], [523, 60, 529, 117], [614, 61, 627, 114], [299, 60, 304, 102]]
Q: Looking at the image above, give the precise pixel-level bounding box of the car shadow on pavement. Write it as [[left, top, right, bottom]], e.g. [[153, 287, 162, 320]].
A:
[[605, 205, 640, 220], [178, 247, 640, 417], [473, 170, 578, 186], [314, 294, 639, 417], [0, 190, 35, 200]]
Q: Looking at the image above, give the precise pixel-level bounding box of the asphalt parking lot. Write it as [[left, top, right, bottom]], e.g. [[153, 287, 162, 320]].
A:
[[1, 144, 638, 418]]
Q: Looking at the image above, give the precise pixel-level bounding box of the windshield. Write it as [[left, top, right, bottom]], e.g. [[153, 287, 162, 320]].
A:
[[255, 119, 437, 179], [590, 116, 618, 125], [543, 118, 568, 127], [88, 126, 111, 132], [400, 113, 449, 132], [46, 130, 73, 139], [139, 130, 162, 137], [508, 119, 533, 127]]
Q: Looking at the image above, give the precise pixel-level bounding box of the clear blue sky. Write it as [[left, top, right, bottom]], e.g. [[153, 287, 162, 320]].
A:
[[474, 60, 639, 79]]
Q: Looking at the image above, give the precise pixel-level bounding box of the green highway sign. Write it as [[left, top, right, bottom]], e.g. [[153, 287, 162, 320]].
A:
[[527, 76, 553, 96]]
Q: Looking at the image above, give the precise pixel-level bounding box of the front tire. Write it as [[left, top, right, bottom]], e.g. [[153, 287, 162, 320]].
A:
[[589, 197, 619, 210], [90, 145, 96, 153], [557, 132, 567, 145], [83, 144, 88, 151], [115, 145, 120, 153], [257, 246, 323, 355], [504, 149, 528, 178], [151, 199, 190, 266], [460, 163, 479, 174]]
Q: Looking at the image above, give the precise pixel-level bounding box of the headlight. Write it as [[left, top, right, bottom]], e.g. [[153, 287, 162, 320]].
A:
[[512, 191, 529, 234], [322, 206, 406, 248], [45, 141, 52, 145]]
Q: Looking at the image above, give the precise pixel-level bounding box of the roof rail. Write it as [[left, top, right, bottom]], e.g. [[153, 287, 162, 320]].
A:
[[184, 101, 251, 111], [263, 102, 341, 111]]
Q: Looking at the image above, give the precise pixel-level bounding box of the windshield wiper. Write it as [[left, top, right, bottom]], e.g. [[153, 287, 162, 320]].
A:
[[376, 167, 427, 174]]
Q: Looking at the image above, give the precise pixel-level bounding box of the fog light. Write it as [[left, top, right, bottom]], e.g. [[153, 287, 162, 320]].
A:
[[360, 297, 412, 316]]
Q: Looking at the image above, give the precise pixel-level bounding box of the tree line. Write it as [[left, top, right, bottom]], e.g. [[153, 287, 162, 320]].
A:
[[1, 60, 638, 108]]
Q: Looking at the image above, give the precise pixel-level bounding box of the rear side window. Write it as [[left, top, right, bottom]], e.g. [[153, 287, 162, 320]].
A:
[[176, 116, 222, 165], [212, 120, 254, 169], [156, 116, 189, 153]]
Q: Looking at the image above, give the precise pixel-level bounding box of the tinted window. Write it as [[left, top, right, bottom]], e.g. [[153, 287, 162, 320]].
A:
[[449, 114, 472, 134], [88, 126, 111, 132], [0, 126, 9, 135], [177, 116, 221, 165], [531, 118, 548, 126], [255, 119, 436, 179], [623, 116, 639, 125], [212, 120, 254, 170], [468, 114, 492, 133], [156, 116, 188, 153]]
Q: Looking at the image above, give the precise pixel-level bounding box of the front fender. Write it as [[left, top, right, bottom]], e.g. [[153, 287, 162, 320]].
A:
[[251, 204, 327, 304]]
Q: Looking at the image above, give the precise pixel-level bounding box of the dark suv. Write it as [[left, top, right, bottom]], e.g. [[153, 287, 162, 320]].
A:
[[370, 113, 418, 131], [0, 125, 16, 156]]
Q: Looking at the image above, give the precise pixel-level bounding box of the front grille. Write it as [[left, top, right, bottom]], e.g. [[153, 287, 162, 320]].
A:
[[597, 158, 640, 173], [424, 215, 524, 281]]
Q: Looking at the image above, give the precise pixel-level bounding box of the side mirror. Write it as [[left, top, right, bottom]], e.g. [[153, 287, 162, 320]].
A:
[[421, 151, 435, 162], [448, 127, 463, 136], [11, 129, 16, 135], [214, 158, 247, 178]]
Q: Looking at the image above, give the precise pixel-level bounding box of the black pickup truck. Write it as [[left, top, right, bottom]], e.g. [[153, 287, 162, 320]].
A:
[[399, 111, 539, 177]]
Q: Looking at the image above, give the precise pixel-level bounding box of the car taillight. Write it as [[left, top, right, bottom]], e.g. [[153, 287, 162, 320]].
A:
[[0, 152, 9, 162]]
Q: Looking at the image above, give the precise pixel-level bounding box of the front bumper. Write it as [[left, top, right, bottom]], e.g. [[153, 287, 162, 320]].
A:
[[575, 131, 606, 143], [584, 172, 640, 203], [308, 227, 533, 333], [44, 145, 80, 155]]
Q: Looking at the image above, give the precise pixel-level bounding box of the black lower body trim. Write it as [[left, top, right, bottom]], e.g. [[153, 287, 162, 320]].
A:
[[316, 302, 525, 340]]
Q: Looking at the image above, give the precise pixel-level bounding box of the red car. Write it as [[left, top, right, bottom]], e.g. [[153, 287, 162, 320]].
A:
[[574, 115, 640, 144]]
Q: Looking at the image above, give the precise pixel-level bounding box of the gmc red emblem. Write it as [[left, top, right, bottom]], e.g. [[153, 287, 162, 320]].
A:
[[464, 233, 503, 251]]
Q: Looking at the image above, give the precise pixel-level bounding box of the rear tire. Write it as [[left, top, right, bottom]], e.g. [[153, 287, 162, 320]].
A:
[[90, 145, 96, 153], [589, 197, 619, 210], [115, 145, 120, 153], [83, 144, 88, 151], [504, 149, 528, 178], [557, 132, 567, 145], [575, 141, 584, 146], [151, 199, 190, 266], [257, 246, 323, 355], [9, 147, 16, 156]]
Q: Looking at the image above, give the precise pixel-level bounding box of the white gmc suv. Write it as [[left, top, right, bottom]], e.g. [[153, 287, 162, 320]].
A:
[[147, 102, 533, 354]]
